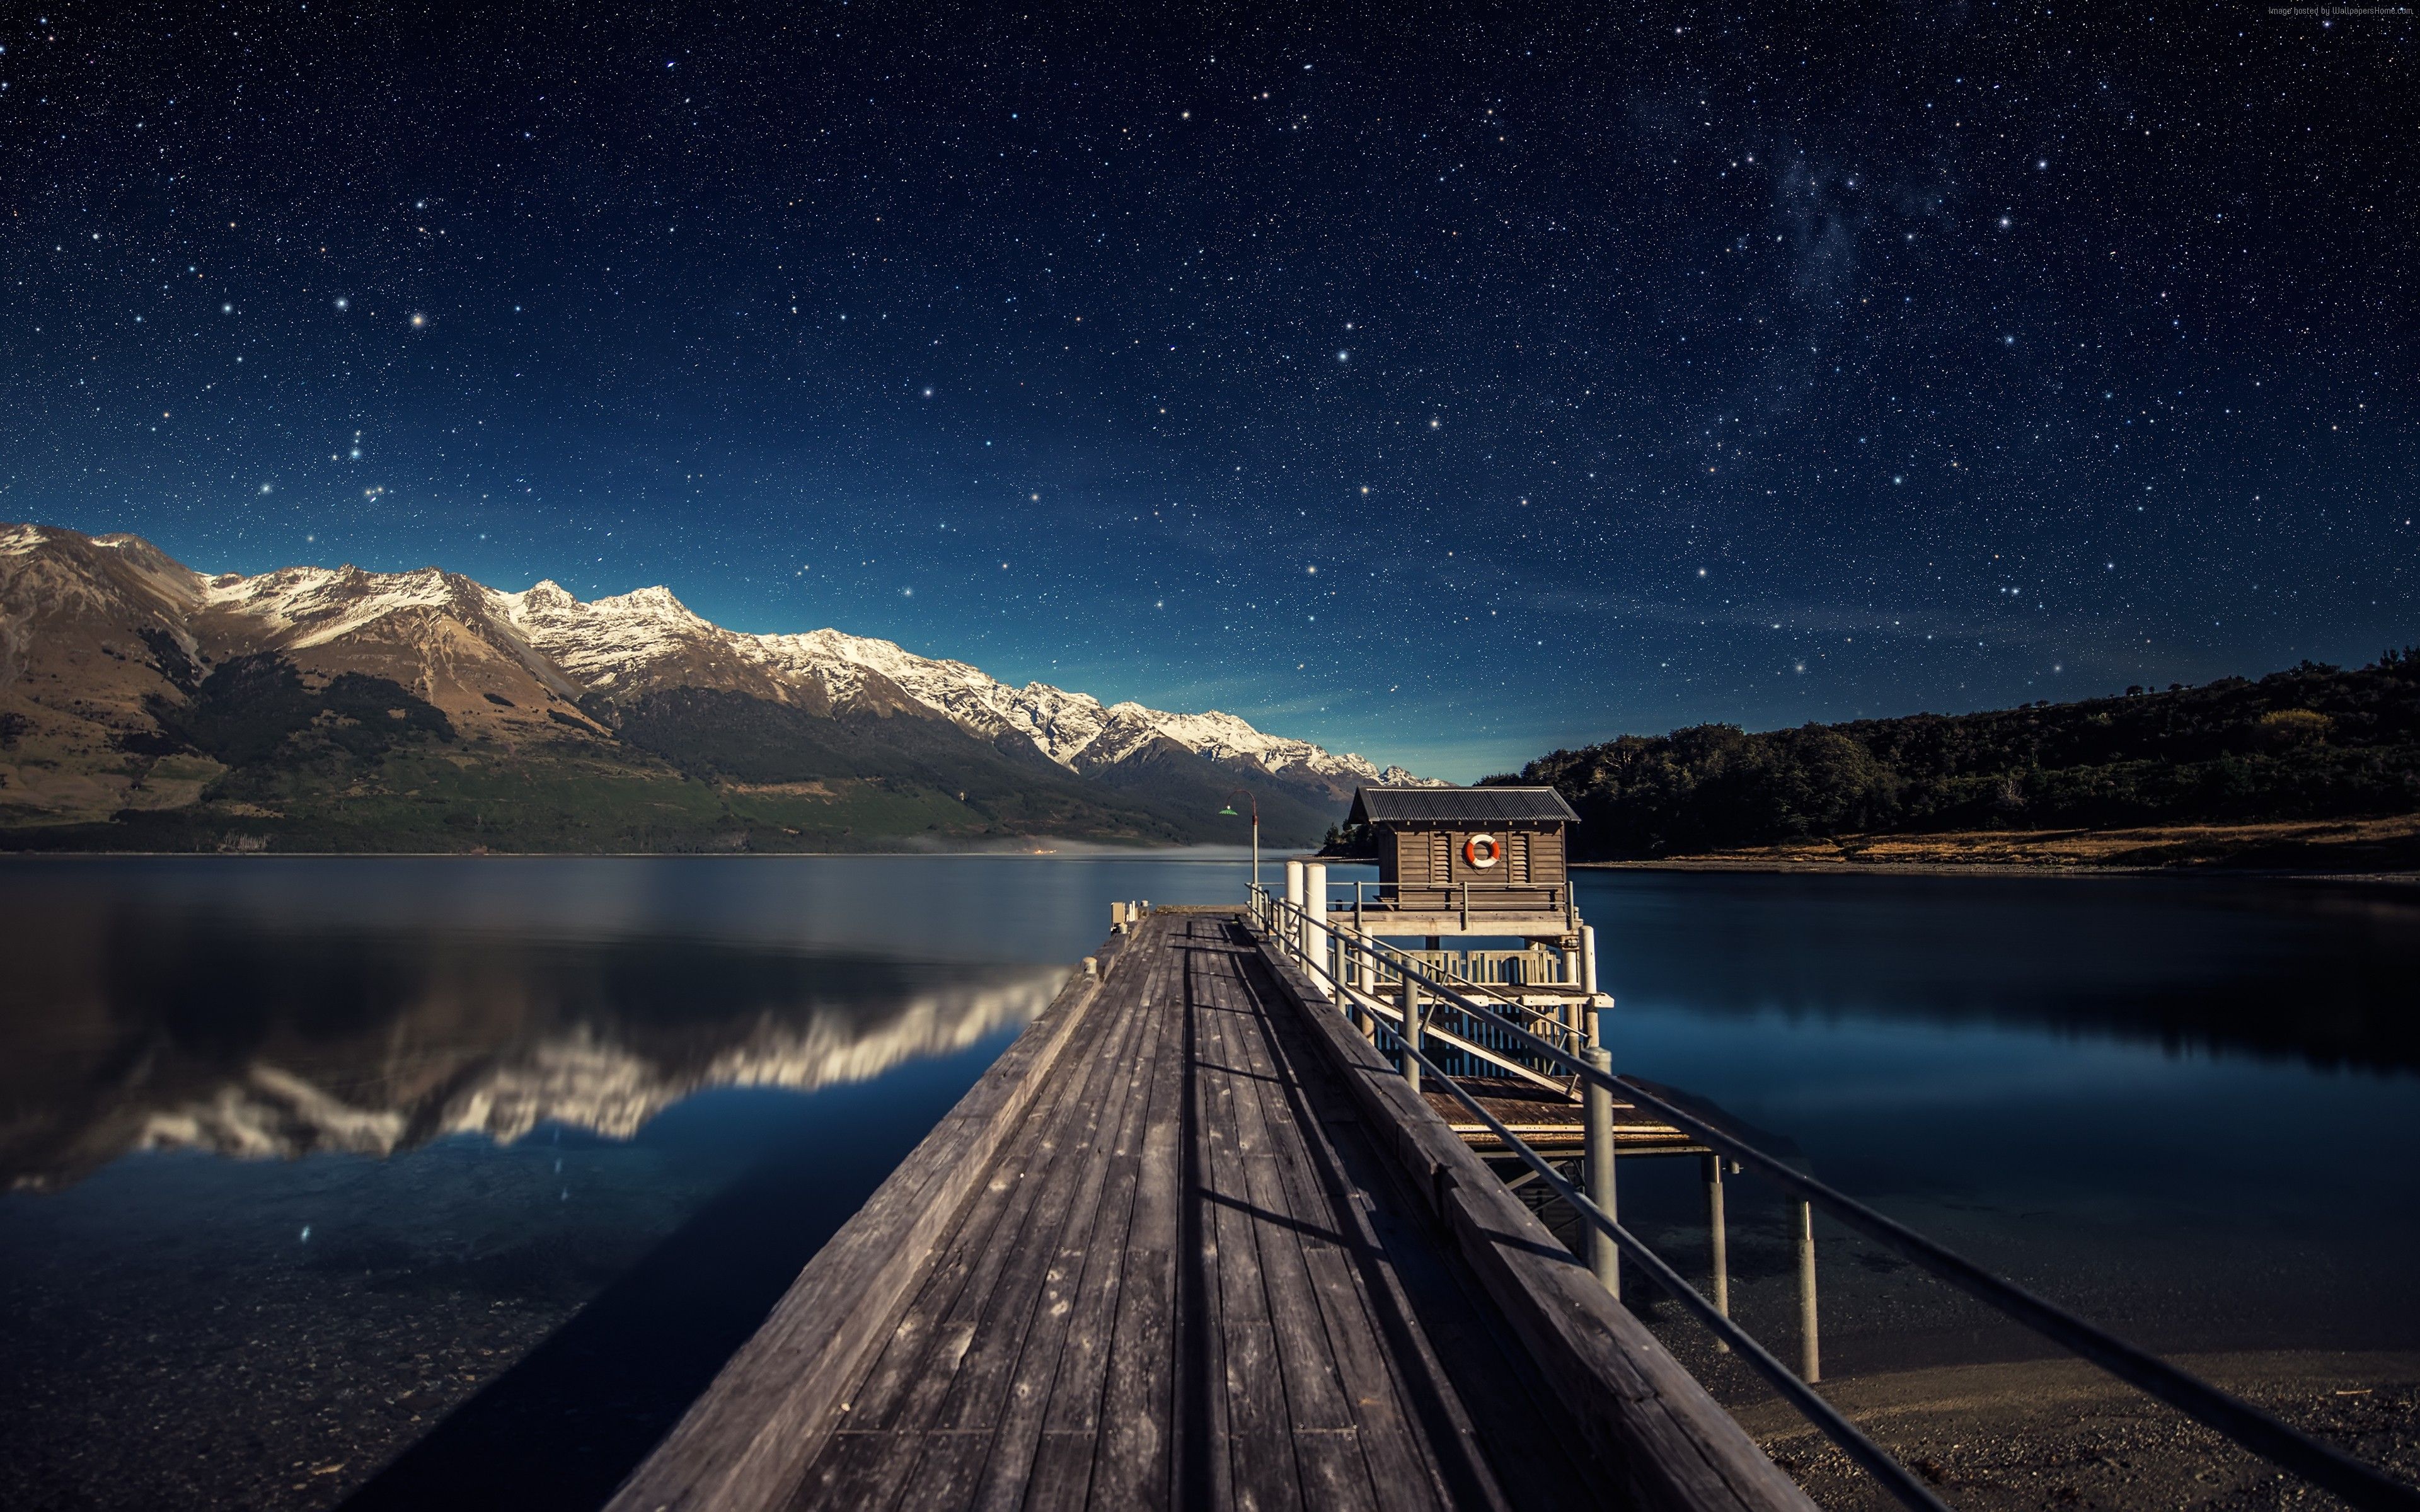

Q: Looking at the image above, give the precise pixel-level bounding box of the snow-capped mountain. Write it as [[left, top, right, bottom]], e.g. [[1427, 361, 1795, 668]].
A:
[[483, 580, 1432, 799], [0, 522, 1434, 848]]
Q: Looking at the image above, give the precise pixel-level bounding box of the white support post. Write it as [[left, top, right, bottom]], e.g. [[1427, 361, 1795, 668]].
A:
[[1304, 862, 1330, 1000], [1580, 924, 1600, 999], [1584, 1016, 1619, 1301]]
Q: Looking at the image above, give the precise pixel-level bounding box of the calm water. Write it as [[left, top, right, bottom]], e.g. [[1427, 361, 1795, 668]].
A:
[[3, 857, 2417, 1509], [1568, 869, 2420, 1389]]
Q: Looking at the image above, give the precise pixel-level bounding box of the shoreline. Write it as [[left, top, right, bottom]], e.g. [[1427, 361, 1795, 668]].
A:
[[1572, 813, 2420, 879], [1732, 1349, 2420, 1509], [0, 845, 1276, 862], [1581, 857, 2420, 883]]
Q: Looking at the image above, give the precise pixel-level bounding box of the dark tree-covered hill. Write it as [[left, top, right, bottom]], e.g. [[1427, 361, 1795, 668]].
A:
[[1508, 653, 2420, 860]]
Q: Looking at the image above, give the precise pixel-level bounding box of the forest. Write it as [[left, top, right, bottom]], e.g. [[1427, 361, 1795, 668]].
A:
[[1502, 652, 2420, 860]]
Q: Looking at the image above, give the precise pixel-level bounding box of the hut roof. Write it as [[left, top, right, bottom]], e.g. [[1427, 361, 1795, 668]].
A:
[[1347, 786, 1579, 827]]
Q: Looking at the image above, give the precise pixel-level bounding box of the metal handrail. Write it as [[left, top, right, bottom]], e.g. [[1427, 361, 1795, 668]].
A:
[[1316, 888, 1588, 1050], [1349, 929, 1585, 1056], [1404, 1007, 1953, 1512], [1247, 886, 2420, 1512]]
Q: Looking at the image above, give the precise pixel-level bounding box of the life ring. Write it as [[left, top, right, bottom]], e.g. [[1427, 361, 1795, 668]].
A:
[[1463, 833, 1502, 869]]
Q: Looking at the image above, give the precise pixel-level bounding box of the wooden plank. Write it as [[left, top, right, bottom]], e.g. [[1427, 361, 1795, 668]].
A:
[[1247, 930, 1819, 1512], [1190, 935, 1301, 1511], [926, 941, 1153, 1437], [1229, 930, 1509, 1512], [1018, 1430, 1100, 1512], [1204, 946, 1368, 1466], [960, 922, 1174, 1509], [1206, 931, 1419, 1512], [1020, 927, 1183, 1512], [1172, 920, 1243, 1510], [802, 952, 1150, 1512], [605, 940, 1122, 1512], [1206, 936, 1364, 1440], [1086, 920, 1192, 1511], [866, 932, 1163, 1511]]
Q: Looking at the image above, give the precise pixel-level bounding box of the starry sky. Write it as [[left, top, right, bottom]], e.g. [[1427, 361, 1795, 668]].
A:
[[3, 2, 2414, 779]]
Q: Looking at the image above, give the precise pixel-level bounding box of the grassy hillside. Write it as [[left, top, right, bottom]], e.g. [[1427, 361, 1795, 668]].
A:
[[1512, 651, 2420, 862]]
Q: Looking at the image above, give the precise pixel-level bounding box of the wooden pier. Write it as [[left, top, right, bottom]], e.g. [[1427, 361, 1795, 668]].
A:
[[608, 909, 1811, 1512]]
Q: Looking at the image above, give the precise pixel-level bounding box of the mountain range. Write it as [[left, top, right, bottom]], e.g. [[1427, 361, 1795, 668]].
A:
[[0, 523, 1433, 851]]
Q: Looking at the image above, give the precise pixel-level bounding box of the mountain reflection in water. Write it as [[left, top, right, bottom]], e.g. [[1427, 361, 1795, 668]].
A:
[[8, 857, 2420, 1512], [0, 855, 1221, 1512], [4, 913, 1062, 1191]]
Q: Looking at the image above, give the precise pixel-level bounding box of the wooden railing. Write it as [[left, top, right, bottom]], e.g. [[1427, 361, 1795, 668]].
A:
[[1334, 878, 1578, 933]]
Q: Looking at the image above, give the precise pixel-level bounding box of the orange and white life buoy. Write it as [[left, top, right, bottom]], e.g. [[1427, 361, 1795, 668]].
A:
[[1463, 833, 1501, 869]]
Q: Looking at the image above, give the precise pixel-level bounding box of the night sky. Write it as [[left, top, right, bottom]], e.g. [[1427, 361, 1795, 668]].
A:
[[4, 3, 2413, 778]]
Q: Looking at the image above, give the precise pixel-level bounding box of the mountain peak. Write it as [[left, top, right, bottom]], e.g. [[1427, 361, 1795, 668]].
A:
[[2, 522, 1437, 838], [589, 583, 706, 626]]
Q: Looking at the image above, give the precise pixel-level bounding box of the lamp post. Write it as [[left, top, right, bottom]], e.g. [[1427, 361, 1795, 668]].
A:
[[1218, 789, 1260, 893]]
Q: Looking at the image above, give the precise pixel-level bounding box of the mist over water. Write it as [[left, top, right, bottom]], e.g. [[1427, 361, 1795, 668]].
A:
[[2, 857, 2416, 1508]]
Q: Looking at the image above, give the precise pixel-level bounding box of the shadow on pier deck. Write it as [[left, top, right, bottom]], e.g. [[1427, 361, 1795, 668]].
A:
[[608, 910, 1808, 1512]]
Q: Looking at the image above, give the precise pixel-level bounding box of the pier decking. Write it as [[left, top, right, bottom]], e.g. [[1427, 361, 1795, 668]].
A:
[[608, 910, 1809, 1512]]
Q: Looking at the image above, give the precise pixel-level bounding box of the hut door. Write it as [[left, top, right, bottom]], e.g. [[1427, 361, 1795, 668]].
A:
[[1510, 831, 1531, 884], [1427, 832, 1450, 886]]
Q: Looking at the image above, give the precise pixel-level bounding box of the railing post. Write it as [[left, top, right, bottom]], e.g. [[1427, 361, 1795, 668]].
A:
[[1284, 859, 1306, 959], [1796, 1198, 1821, 1382], [1305, 862, 1329, 999], [1583, 1003, 1618, 1300], [1399, 973, 1420, 1094], [1705, 1154, 1730, 1351]]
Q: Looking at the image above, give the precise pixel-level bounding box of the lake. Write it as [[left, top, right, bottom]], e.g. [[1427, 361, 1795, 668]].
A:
[[3, 856, 2416, 1509]]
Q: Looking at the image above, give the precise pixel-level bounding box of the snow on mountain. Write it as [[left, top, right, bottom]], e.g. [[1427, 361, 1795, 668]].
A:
[[201, 563, 481, 648], [3, 523, 1437, 793], [471, 571, 1432, 788], [494, 580, 732, 690]]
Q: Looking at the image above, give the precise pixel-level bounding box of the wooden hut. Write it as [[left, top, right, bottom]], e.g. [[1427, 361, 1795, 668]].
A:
[[1344, 786, 1581, 939]]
